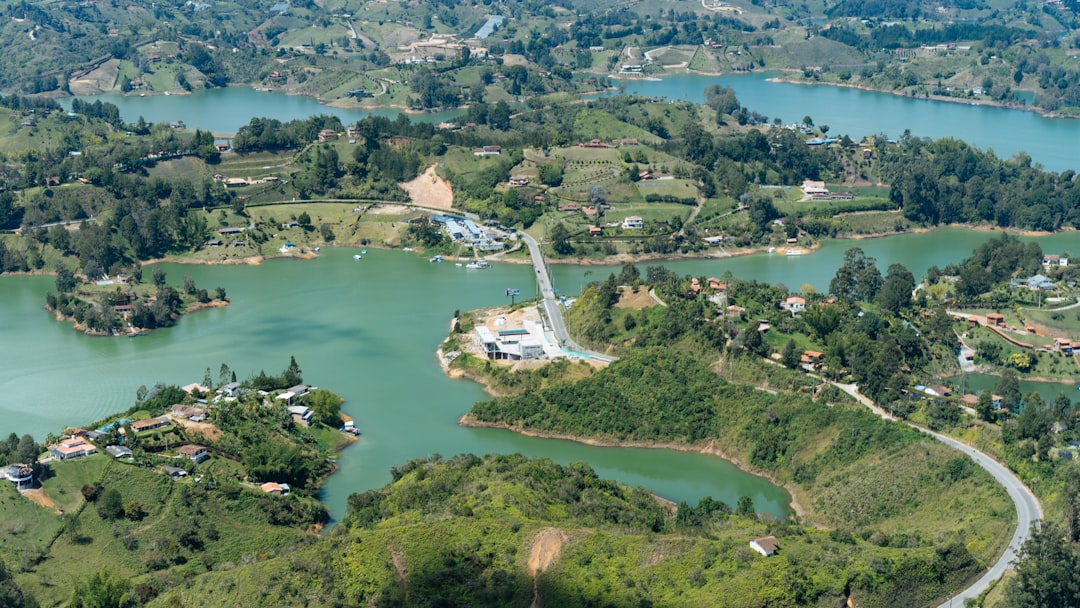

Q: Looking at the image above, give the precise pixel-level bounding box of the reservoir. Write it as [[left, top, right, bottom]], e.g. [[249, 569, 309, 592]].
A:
[[66, 72, 1080, 172], [1, 229, 1074, 520]]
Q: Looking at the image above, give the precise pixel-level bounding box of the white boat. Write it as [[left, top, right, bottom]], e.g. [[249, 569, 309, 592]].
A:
[[465, 260, 490, 269], [313, 247, 321, 252], [429, 255, 443, 263], [768, 247, 776, 254], [353, 254, 362, 260], [455, 263, 463, 267], [361, 249, 367, 254], [786, 249, 803, 256]]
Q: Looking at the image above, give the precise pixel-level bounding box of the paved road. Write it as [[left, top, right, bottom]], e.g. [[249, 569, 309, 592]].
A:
[[519, 232, 616, 363], [833, 383, 1042, 607]]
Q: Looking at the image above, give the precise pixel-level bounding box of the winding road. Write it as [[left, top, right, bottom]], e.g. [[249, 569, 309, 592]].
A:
[[833, 383, 1042, 607]]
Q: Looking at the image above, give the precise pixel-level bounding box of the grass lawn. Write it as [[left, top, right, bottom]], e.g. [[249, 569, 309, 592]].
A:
[[0, 483, 62, 567], [42, 455, 110, 514]]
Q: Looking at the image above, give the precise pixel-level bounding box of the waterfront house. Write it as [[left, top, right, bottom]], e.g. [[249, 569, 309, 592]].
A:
[[317, 129, 338, 142], [475, 326, 545, 361], [49, 437, 96, 461], [750, 536, 779, 557], [3, 465, 33, 490], [1043, 254, 1069, 268], [781, 296, 806, 316], [703, 236, 724, 246], [178, 444, 209, 463], [286, 384, 311, 398]]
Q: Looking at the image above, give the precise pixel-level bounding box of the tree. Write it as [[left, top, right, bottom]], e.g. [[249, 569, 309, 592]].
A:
[[995, 369, 1022, 413], [307, 389, 343, 426], [97, 488, 124, 520], [152, 267, 166, 287], [1003, 523, 1080, 608], [283, 356, 303, 386], [14, 435, 37, 464], [0, 555, 31, 608], [55, 263, 77, 293], [876, 263, 915, 314], [736, 495, 755, 517], [549, 223, 574, 256], [587, 185, 608, 208], [781, 339, 800, 369], [219, 363, 232, 387], [976, 391, 995, 422], [70, 568, 131, 608]]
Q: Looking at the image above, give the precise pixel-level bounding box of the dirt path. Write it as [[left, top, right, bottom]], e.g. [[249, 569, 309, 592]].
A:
[[528, 528, 567, 608], [400, 164, 453, 210]]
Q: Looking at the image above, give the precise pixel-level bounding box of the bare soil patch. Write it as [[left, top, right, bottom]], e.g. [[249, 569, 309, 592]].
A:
[[169, 416, 224, 441], [614, 286, 661, 310], [400, 164, 454, 210], [527, 528, 567, 575], [367, 204, 410, 215], [22, 488, 58, 511]]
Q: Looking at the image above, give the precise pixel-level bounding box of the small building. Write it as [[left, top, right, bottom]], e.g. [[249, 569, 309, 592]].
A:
[[218, 227, 245, 235], [473, 145, 501, 156], [105, 445, 133, 459], [800, 350, 824, 366], [317, 129, 338, 142], [1044, 254, 1069, 268], [621, 216, 644, 230], [703, 236, 725, 247], [131, 416, 170, 433], [207, 239, 223, 247], [750, 536, 779, 557], [178, 444, 209, 463], [261, 482, 291, 495], [985, 313, 1005, 327], [588, 226, 602, 236], [164, 465, 188, 479], [781, 296, 806, 315], [288, 405, 314, 427], [287, 384, 311, 398], [3, 465, 33, 491], [726, 304, 746, 318], [171, 404, 206, 420], [508, 176, 529, 186], [218, 382, 243, 397]]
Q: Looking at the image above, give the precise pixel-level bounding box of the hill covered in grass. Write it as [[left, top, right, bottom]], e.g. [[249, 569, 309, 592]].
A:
[[144, 452, 981, 608]]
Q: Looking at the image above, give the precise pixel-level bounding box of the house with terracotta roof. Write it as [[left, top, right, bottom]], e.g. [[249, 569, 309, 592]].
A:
[[985, 313, 1005, 327], [49, 437, 96, 461], [800, 351, 824, 367], [781, 296, 806, 315], [131, 416, 170, 433], [177, 445, 209, 463], [261, 482, 291, 495]]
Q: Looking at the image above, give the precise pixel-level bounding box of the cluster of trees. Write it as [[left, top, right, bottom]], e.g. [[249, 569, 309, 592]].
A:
[[885, 137, 1080, 231], [944, 234, 1043, 299], [232, 115, 344, 152], [0, 432, 39, 466]]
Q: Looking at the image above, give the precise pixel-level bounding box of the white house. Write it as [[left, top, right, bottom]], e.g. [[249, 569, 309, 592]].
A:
[[621, 216, 644, 230], [781, 296, 806, 315], [801, 180, 828, 196], [750, 536, 779, 557]]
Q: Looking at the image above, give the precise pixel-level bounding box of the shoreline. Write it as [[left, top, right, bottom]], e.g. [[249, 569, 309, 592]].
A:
[[435, 340, 808, 518], [457, 413, 808, 519], [763, 73, 1056, 118]]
